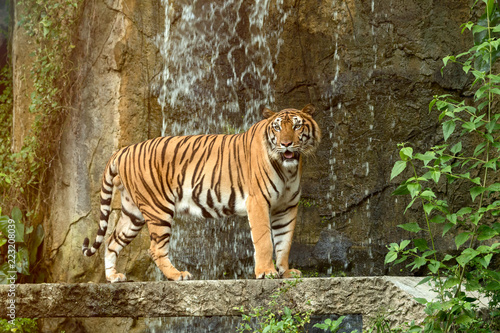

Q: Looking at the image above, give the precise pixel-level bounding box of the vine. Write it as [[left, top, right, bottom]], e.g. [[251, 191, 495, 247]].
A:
[[0, 0, 83, 222]]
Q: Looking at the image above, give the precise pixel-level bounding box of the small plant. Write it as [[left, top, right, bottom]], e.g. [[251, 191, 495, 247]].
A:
[[387, 1, 500, 332], [313, 316, 353, 332], [0, 207, 44, 284], [298, 198, 316, 208], [235, 278, 312, 333], [0, 318, 38, 333]]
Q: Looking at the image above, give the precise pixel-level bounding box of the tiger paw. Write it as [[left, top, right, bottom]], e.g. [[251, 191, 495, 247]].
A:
[[282, 269, 302, 279], [170, 271, 192, 281], [107, 273, 127, 283], [255, 268, 279, 279]]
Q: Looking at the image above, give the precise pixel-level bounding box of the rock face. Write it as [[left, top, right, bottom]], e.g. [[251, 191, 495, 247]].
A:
[[11, 0, 474, 282]]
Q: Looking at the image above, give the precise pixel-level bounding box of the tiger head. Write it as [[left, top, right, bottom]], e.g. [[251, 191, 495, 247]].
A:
[[263, 104, 321, 168]]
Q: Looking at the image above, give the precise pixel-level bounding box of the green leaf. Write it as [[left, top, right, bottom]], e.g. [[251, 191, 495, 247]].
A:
[[398, 222, 422, 233], [428, 260, 440, 274], [478, 253, 493, 268], [487, 183, 500, 192], [477, 225, 498, 240], [11, 207, 22, 223], [392, 183, 410, 196], [15, 219, 25, 243], [442, 254, 455, 262], [429, 99, 437, 112], [400, 147, 413, 161], [414, 238, 429, 251], [473, 142, 486, 157], [0, 216, 10, 238], [487, 0, 495, 18], [414, 298, 427, 305], [470, 186, 486, 201], [484, 157, 498, 170], [391, 160, 407, 180], [30, 224, 45, 265], [485, 281, 500, 291], [443, 56, 452, 67], [431, 170, 441, 184], [400, 239, 411, 250], [411, 256, 426, 270], [416, 276, 432, 286], [456, 207, 472, 217], [407, 183, 421, 198], [414, 152, 436, 166], [420, 190, 436, 199], [455, 232, 471, 249], [385, 251, 397, 264], [456, 248, 480, 267], [0, 237, 6, 247], [446, 213, 457, 224], [443, 277, 460, 289], [450, 142, 462, 154], [442, 120, 456, 141], [423, 203, 434, 215], [430, 215, 446, 224]]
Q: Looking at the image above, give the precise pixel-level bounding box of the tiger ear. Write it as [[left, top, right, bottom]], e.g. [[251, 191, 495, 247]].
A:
[[301, 104, 316, 116], [263, 108, 275, 119]]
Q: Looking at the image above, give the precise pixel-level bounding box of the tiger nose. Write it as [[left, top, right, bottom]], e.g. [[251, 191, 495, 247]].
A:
[[281, 141, 292, 147]]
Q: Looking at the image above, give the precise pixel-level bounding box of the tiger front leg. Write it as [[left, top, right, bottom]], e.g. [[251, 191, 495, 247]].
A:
[[271, 204, 301, 278], [147, 218, 192, 281], [247, 196, 278, 279]]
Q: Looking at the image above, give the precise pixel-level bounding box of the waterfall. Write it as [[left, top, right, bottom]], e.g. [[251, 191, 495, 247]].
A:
[[152, 0, 288, 281], [156, 0, 288, 137]]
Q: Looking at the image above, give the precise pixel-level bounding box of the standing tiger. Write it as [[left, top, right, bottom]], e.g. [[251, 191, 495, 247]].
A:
[[82, 105, 321, 282]]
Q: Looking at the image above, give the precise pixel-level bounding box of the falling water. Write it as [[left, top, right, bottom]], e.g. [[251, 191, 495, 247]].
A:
[[152, 0, 288, 281], [156, 0, 288, 136]]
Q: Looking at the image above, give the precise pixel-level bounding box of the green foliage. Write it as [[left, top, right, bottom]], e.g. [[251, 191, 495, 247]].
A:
[[388, 1, 500, 331], [0, 318, 38, 333], [0, 207, 45, 284], [0, 0, 82, 225], [298, 198, 317, 208], [235, 278, 312, 333], [313, 316, 354, 333]]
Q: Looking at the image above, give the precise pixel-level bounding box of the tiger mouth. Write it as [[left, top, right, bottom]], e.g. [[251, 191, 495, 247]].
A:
[[281, 151, 300, 161]]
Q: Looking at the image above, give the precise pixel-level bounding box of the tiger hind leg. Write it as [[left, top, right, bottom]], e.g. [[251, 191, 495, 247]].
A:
[[105, 181, 145, 283], [147, 215, 192, 281]]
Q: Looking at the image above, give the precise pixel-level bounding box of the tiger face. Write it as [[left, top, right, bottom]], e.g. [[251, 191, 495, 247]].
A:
[[263, 104, 321, 168]]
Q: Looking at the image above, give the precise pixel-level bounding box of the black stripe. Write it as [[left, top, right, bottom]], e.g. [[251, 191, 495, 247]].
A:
[[149, 219, 172, 228], [103, 178, 113, 189], [272, 219, 294, 230], [101, 185, 112, 195], [122, 207, 145, 227], [101, 196, 111, 206], [273, 203, 298, 216], [222, 188, 236, 215], [100, 210, 109, 220], [254, 178, 271, 208], [274, 230, 292, 238]]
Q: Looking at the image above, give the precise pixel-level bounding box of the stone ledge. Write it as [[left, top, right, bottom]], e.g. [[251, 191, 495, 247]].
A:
[[0, 277, 432, 326]]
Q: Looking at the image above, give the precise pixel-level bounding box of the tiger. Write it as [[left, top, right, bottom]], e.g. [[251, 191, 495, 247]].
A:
[[82, 104, 321, 282]]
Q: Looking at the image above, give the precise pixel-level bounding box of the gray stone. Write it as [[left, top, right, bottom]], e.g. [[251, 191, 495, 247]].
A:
[[1, 277, 433, 328]]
